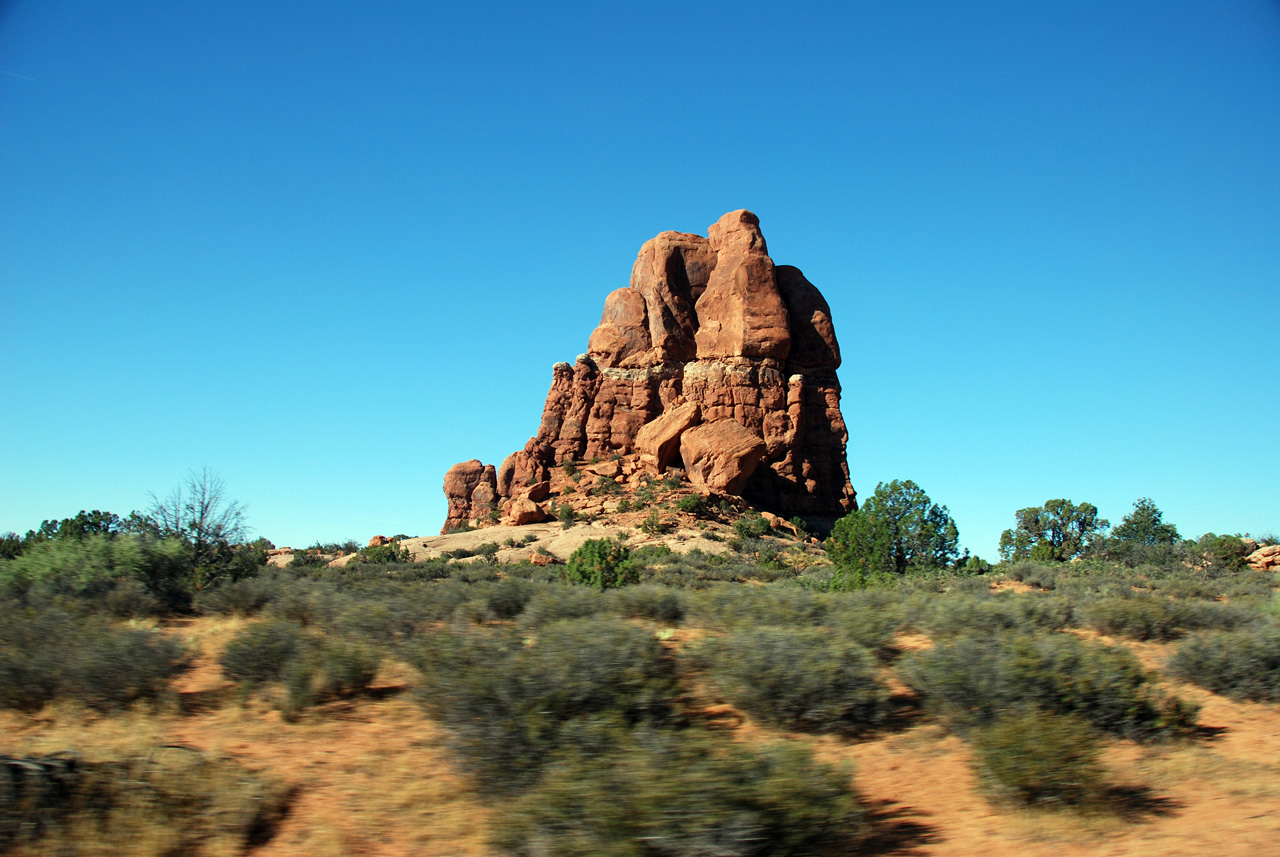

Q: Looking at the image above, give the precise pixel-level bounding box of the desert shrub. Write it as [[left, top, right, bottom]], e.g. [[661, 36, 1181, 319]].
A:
[[481, 577, 537, 619], [689, 585, 829, 629], [630, 543, 672, 564], [902, 632, 1197, 739], [1076, 595, 1257, 641], [640, 509, 664, 535], [971, 709, 1108, 809], [0, 749, 290, 856], [827, 591, 907, 652], [102, 577, 162, 618], [493, 729, 866, 857], [592, 476, 622, 496], [910, 592, 1073, 637], [557, 503, 578, 529], [676, 494, 708, 515], [518, 585, 610, 628], [407, 579, 493, 622], [333, 598, 423, 644], [1168, 624, 1280, 702], [193, 574, 281, 616], [290, 548, 330, 568], [448, 562, 501, 583], [413, 617, 678, 794], [1003, 561, 1062, 590], [733, 512, 771, 540], [220, 620, 380, 715], [1192, 533, 1253, 573], [0, 534, 193, 613], [218, 620, 307, 688], [701, 627, 887, 734], [282, 638, 381, 718], [610, 584, 685, 624], [635, 484, 657, 506], [263, 579, 343, 627], [0, 607, 185, 712], [562, 539, 636, 590], [356, 540, 412, 564]]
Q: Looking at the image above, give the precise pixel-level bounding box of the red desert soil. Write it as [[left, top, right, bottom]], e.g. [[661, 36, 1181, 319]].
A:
[[3, 618, 1278, 856]]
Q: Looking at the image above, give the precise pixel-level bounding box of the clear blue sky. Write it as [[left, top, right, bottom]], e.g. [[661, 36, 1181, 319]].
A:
[[2, 1, 1278, 558]]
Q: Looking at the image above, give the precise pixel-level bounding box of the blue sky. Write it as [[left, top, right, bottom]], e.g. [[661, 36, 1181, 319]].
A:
[[2, 1, 1277, 557]]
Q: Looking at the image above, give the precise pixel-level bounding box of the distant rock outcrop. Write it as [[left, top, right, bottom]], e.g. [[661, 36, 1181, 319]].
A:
[[1246, 544, 1280, 571], [441, 210, 856, 534]]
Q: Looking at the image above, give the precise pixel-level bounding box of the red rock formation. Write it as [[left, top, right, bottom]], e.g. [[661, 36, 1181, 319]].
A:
[[441, 210, 856, 533], [1247, 544, 1280, 571], [681, 420, 767, 495], [441, 459, 498, 533]]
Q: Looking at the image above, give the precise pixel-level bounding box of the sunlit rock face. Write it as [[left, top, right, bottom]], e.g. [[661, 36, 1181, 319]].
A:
[[442, 210, 855, 534]]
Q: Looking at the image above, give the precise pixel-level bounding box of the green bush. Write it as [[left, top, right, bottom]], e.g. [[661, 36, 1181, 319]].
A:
[[827, 592, 907, 652], [481, 577, 537, 619], [689, 585, 829, 630], [910, 592, 1073, 637], [971, 709, 1108, 808], [676, 494, 708, 515], [493, 729, 866, 857], [0, 534, 193, 613], [902, 632, 1197, 739], [640, 508, 664, 535], [1193, 533, 1254, 573], [701, 627, 887, 734], [219, 620, 380, 716], [193, 575, 280, 616], [562, 539, 636, 590], [413, 617, 677, 794], [356, 540, 412, 564], [517, 586, 610, 628], [0, 607, 186, 711], [1168, 624, 1280, 702], [218, 620, 306, 688], [1077, 595, 1256, 641], [290, 547, 330, 568], [610, 584, 685, 624], [282, 638, 381, 718], [0, 749, 290, 856], [733, 512, 771, 540]]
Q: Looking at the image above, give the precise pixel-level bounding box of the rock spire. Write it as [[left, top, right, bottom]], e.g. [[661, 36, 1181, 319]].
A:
[[441, 210, 856, 533]]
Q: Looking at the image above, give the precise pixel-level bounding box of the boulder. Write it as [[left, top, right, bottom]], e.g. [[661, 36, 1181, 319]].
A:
[[521, 480, 552, 503], [505, 498, 549, 526], [1247, 544, 1280, 571], [680, 421, 768, 495], [635, 401, 701, 470], [368, 535, 389, 548]]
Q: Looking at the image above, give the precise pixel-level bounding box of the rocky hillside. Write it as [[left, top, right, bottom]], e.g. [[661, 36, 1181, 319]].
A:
[[443, 210, 856, 534]]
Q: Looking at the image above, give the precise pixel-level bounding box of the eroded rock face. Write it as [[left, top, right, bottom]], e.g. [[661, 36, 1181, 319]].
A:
[[1247, 544, 1280, 571], [681, 420, 767, 495], [441, 460, 498, 533], [441, 210, 856, 533]]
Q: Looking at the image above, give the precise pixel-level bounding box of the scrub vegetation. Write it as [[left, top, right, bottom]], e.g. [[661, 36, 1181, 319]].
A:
[[0, 482, 1276, 853]]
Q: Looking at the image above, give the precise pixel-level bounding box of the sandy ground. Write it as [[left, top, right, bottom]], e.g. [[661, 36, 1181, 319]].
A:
[[3, 620, 1278, 856]]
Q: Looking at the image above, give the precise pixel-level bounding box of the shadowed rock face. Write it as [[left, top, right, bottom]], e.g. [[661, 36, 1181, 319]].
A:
[[441, 210, 856, 534]]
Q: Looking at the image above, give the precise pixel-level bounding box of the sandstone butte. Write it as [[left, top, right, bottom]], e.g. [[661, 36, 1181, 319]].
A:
[[441, 210, 858, 534]]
